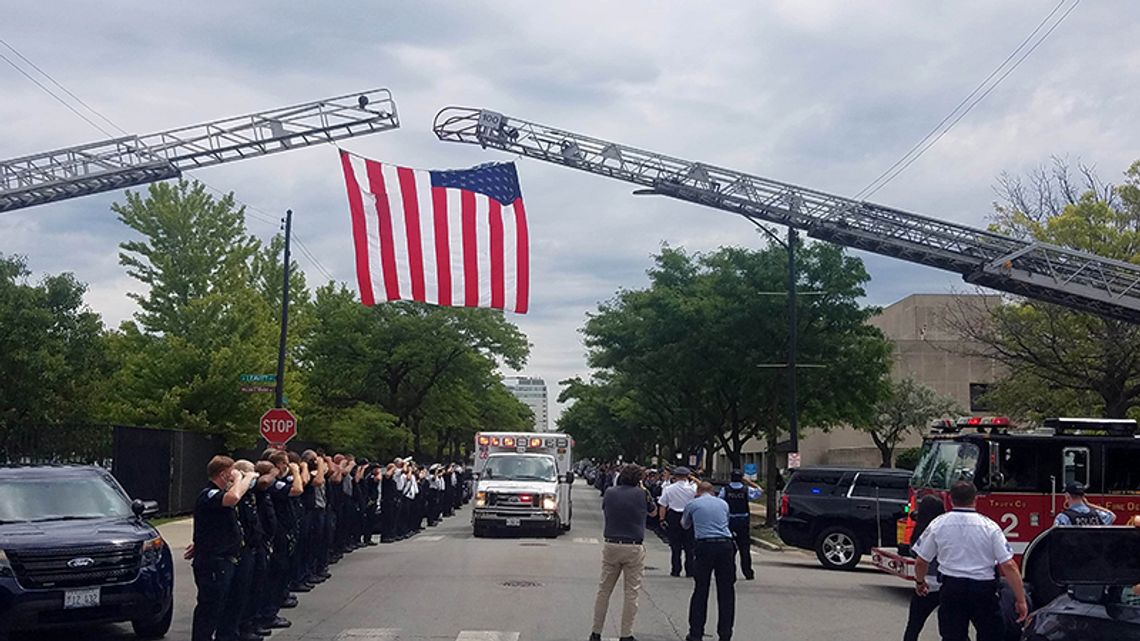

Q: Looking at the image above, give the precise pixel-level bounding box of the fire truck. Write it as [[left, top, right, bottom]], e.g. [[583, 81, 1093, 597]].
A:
[[470, 432, 574, 536], [871, 416, 1140, 581]]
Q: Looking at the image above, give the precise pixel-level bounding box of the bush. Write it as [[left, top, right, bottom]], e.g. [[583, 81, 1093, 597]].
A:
[[894, 446, 922, 470]]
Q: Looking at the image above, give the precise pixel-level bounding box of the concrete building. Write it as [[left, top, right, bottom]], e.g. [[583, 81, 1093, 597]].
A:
[[503, 376, 550, 432], [712, 293, 1005, 474]]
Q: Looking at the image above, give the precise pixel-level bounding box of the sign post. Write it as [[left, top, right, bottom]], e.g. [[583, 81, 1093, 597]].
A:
[[260, 408, 297, 448]]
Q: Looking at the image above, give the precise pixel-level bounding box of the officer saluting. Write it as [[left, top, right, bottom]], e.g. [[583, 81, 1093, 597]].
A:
[[1053, 482, 1115, 526], [718, 470, 761, 580], [913, 481, 1028, 641]]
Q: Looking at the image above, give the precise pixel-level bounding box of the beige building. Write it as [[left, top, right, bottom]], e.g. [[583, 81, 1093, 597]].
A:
[[713, 293, 1005, 474]]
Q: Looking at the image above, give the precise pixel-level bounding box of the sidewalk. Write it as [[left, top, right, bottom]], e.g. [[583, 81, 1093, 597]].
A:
[[157, 517, 193, 549]]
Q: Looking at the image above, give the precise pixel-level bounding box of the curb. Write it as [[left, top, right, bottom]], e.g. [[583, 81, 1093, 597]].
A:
[[750, 536, 782, 552]]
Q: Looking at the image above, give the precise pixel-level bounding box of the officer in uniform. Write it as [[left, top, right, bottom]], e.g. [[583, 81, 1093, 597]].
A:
[[718, 470, 762, 580], [682, 482, 737, 641], [379, 462, 398, 543], [913, 481, 1028, 641], [216, 460, 265, 641], [187, 456, 257, 641], [1053, 481, 1116, 526], [658, 466, 698, 577]]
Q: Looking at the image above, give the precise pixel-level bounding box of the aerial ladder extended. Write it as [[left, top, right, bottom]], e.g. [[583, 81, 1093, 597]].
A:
[[0, 89, 399, 212], [434, 107, 1140, 324]]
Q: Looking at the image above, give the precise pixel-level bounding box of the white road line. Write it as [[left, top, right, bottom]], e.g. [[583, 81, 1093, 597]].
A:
[[455, 632, 521, 641], [414, 535, 445, 542], [334, 629, 401, 641], [572, 537, 600, 544]]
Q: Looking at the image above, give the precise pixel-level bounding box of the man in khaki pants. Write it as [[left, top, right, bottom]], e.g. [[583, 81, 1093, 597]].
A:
[[590, 464, 657, 641]]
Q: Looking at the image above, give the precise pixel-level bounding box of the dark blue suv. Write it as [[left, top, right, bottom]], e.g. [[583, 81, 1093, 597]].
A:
[[0, 465, 173, 639]]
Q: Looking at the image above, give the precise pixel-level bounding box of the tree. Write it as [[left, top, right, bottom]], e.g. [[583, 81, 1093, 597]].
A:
[[100, 181, 287, 448], [0, 255, 109, 447], [951, 158, 1140, 419], [857, 377, 958, 468], [580, 241, 892, 522], [303, 284, 530, 457]]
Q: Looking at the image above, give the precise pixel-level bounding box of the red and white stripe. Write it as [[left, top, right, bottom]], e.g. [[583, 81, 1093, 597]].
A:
[[340, 151, 529, 313]]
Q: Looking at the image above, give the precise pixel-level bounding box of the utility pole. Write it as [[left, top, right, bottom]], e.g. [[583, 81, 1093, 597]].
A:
[[786, 226, 799, 454], [274, 209, 293, 409]]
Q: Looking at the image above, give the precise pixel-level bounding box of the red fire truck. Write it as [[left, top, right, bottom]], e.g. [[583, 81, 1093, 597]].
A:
[[871, 416, 1140, 580]]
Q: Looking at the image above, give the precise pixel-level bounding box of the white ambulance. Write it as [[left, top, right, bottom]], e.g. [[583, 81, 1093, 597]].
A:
[[471, 432, 574, 536]]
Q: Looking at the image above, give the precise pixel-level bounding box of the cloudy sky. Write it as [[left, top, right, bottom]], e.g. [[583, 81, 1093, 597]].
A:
[[2, 1, 1138, 424]]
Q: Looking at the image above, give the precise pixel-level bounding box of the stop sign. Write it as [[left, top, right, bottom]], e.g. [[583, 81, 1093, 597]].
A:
[[260, 408, 297, 446]]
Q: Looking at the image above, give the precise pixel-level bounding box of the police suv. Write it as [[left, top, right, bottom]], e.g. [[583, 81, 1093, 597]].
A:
[[471, 432, 574, 537]]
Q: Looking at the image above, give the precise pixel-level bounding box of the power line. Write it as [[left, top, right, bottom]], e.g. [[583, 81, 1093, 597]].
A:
[[0, 37, 341, 283], [855, 0, 1080, 200], [0, 36, 128, 136]]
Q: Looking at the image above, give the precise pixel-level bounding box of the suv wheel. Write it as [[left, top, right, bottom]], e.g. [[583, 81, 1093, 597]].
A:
[[132, 595, 173, 639], [814, 526, 861, 570]]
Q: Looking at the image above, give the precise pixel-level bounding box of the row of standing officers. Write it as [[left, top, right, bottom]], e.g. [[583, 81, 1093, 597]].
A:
[[189, 450, 468, 641]]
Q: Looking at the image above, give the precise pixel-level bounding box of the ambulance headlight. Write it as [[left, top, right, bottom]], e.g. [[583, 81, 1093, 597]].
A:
[[475, 491, 487, 508], [541, 494, 557, 511]]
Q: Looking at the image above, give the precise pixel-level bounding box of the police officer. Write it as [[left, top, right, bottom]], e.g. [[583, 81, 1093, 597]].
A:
[[379, 462, 398, 543], [682, 482, 737, 641], [215, 460, 264, 641], [913, 481, 1028, 641], [658, 466, 697, 577], [187, 456, 257, 641], [718, 470, 761, 580], [1054, 481, 1116, 526]]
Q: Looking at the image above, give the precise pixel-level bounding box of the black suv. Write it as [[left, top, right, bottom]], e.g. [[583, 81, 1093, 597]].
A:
[[776, 466, 911, 570], [0, 465, 173, 639]]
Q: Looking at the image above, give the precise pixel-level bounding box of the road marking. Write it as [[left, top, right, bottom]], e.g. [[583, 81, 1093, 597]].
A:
[[455, 632, 521, 641], [572, 537, 600, 544], [414, 535, 445, 542], [335, 629, 400, 641]]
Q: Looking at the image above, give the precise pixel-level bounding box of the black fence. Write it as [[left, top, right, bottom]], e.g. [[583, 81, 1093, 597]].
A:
[[112, 426, 226, 516], [0, 422, 113, 467]]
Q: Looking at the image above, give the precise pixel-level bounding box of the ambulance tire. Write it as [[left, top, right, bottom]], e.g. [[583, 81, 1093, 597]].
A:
[[814, 525, 861, 570]]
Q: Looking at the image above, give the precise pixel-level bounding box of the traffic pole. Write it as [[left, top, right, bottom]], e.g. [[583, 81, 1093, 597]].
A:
[[274, 209, 292, 410], [786, 225, 798, 454]]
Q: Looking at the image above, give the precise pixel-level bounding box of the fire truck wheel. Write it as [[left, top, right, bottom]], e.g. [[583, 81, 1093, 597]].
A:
[[814, 526, 861, 570]]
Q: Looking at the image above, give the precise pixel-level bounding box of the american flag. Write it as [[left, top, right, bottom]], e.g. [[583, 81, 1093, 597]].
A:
[[339, 151, 529, 313]]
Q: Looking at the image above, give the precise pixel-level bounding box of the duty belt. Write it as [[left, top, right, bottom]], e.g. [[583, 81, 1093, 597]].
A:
[[605, 537, 643, 545], [695, 537, 735, 543]]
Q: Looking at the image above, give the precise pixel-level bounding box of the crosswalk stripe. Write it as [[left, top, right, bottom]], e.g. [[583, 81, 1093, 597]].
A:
[[455, 632, 520, 641], [335, 629, 401, 640], [414, 535, 445, 542]]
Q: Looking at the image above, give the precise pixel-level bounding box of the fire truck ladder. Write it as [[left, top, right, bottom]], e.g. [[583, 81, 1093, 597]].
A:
[[433, 107, 1140, 324], [0, 89, 400, 212]]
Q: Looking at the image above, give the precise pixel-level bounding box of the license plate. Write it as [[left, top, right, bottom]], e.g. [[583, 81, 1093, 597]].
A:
[[506, 517, 521, 527], [64, 587, 100, 609]]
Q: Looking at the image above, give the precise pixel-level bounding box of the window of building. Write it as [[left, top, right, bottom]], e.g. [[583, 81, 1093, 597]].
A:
[[969, 383, 993, 412]]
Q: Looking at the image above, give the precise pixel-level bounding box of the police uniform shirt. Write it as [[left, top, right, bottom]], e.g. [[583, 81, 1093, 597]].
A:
[[193, 482, 241, 559], [681, 493, 732, 540], [1053, 502, 1116, 527], [718, 482, 762, 518], [658, 479, 697, 513], [237, 488, 262, 549], [270, 475, 294, 525], [912, 508, 1013, 581]]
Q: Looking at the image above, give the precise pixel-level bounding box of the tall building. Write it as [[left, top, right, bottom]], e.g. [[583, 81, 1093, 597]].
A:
[[503, 376, 550, 432]]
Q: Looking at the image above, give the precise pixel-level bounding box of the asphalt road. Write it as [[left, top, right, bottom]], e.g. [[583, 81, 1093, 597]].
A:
[[23, 484, 935, 641]]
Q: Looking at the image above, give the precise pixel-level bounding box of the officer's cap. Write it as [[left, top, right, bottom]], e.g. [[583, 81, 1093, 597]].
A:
[[1064, 481, 1086, 496], [731, 469, 744, 481]]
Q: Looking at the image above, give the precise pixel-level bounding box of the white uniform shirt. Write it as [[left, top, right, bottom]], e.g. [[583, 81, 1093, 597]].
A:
[[658, 479, 697, 513], [912, 508, 1013, 581]]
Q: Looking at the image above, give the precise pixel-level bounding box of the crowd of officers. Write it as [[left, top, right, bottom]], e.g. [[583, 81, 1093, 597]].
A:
[[188, 449, 469, 641]]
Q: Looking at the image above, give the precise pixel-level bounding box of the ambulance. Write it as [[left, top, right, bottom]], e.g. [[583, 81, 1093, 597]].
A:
[[471, 432, 574, 536]]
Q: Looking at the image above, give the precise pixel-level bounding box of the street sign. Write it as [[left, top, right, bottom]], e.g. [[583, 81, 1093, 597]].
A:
[[260, 408, 297, 446], [787, 452, 802, 469], [743, 463, 758, 477], [241, 385, 275, 393], [241, 374, 277, 383]]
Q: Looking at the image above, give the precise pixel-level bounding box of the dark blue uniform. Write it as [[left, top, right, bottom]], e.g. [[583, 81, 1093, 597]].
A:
[[191, 483, 240, 641]]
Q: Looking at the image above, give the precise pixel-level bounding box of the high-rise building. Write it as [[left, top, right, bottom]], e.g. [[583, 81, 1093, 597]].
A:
[[503, 376, 549, 432]]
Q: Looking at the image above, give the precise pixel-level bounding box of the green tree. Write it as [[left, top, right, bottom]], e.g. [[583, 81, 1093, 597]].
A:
[[581, 241, 892, 522], [952, 158, 1140, 419], [303, 284, 530, 456], [856, 377, 958, 468], [100, 181, 290, 448], [0, 255, 108, 445]]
